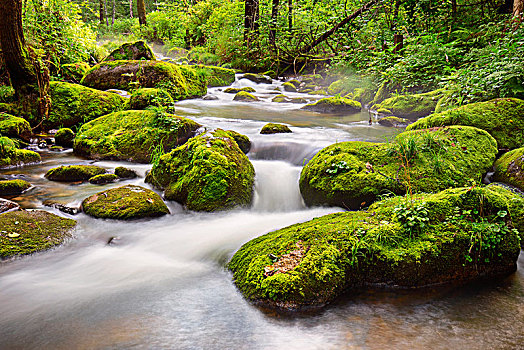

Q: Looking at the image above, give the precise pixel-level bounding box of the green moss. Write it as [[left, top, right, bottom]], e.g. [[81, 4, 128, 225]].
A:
[[486, 183, 524, 248], [241, 73, 272, 84], [195, 65, 236, 87], [42, 81, 126, 129], [54, 128, 75, 148], [282, 82, 297, 92], [0, 210, 76, 259], [0, 137, 40, 168], [224, 87, 256, 94], [349, 87, 375, 105], [229, 186, 521, 309], [81, 60, 207, 101], [0, 179, 31, 196], [45, 165, 107, 182], [378, 116, 409, 127], [224, 130, 251, 154], [74, 110, 201, 163], [493, 148, 524, 191], [115, 166, 137, 179], [103, 41, 155, 61], [301, 96, 361, 114], [373, 90, 444, 120], [60, 62, 90, 83], [407, 98, 524, 150], [0, 114, 31, 141], [128, 88, 174, 110], [233, 91, 259, 102], [260, 123, 292, 134], [145, 129, 255, 211], [300, 126, 498, 209], [89, 173, 119, 184], [82, 185, 170, 219], [272, 94, 288, 103]]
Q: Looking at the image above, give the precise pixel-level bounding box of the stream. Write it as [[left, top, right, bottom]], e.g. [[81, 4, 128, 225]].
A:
[[0, 76, 523, 349]]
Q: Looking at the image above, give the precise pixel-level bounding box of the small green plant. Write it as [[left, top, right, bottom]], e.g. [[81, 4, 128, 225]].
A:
[[326, 160, 351, 175], [393, 202, 429, 237]]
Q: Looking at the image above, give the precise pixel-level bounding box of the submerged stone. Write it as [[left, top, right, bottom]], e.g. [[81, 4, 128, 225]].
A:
[[229, 186, 521, 310], [146, 129, 255, 211], [0, 210, 76, 259], [82, 185, 170, 220], [74, 110, 201, 163], [45, 165, 107, 182]]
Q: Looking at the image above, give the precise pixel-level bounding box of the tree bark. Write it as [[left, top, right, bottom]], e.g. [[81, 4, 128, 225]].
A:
[[129, 0, 133, 18], [514, 0, 523, 16], [99, 0, 105, 25], [451, 0, 457, 22], [137, 0, 147, 26], [104, 0, 109, 26], [112, 0, 115, 28], [269, 0, 280, 48], [288, 0, 293, 31], [244, 0, 260, 41], [393, 33, 403, 53]]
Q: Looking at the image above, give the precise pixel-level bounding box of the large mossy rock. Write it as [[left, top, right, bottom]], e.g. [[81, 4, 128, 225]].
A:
[[0, 179, 31, 196], [45, 81, 126, 129], [0, 136, 40, 168], [240, 73, 272, 84], [302, 96, 361, 114], [81, 60, 207, 101], [229, 186, 521, 310], [60, 62, 90, 83], [0, 210, 76, 259], [407, 98, 524, 150], [74, 110, 201, 163], [45, 165, 107, 182], [195, 65, 236, 87], [0, 114, 31, 141], [260, 123, 292, 134], [300, 126, 497, 209], [233, 91, 259, 102], [493, 148, 524, 190], [54, 128, 75, 148], [128, 88, 174, 109], [145, 129, 255, 211], [103, 41, 155, 62], [373, 90, 443, 120], [82, 185, 170, 220]]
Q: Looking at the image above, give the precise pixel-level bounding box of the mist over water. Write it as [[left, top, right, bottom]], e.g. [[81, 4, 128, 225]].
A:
[[0, 75, 522, 349]]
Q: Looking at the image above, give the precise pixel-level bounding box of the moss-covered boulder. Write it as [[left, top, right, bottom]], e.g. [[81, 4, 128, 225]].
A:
[[145, 129, 255, 211], [233, 91, 259, 102], [224, 130, 251, 154], [240, 73, 272, 84], [81, 60, 207, 101], [45, 165, 107, 182], [0, 210, 76, 259], [0, 113, 31, 141], [378, 116, 409, 128], [271, 94, 306, 104], [60, 62, 90, 83], [115, 166, 138, 179], [0, 137, 40, 168], [487, 183, 524, 247], [260, 123, 292, 134], [74, 110, 201, 163], [349, 87, 375, 105], [54, 128, 75, 148], [286, 79, 301, 88], [493, 148, 524, 191], [373, 90, 443, 120], [224, 87, 256, 94], [195, 65, 236, 87], [89, 173, 119, 184], [302, 96, 361, 114], [229, 186, 521, 310], [103, 41, 155, 62], [282, 82, 297, 92], [0, 179, 31, 196], [128, 88, 174, 109], [82, 185, 169, 220], [300, 126, 497, 209], [407, 98, 524, 150], [45, 81, 126, 129]]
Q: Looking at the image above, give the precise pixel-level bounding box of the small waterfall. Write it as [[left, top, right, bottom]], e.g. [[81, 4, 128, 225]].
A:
[[252, 160, 305, 212]]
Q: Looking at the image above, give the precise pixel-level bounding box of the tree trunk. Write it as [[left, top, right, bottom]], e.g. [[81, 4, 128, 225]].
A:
[[99, 0, 105, 25], [112, 0, 115, 28], [137, 0, 147, 26], [288, 0, 292, 31], [393, 33, 403, 53], [269, 0, 280, 48], [129, 0, 133, 18], [105, 0, 109, 26], [515, 0, 524, 16], [0, 0, 49, 126], [451, 0, 457, 22], [244, 0, 259, 42]]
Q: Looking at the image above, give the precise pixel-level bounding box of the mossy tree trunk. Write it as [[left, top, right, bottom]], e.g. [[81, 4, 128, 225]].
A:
[[0, 0, 49, 126], [137, 0, 146, 26], [99, 0, 105, 25]]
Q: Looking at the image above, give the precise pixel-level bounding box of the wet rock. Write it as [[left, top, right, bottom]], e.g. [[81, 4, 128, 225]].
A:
[[202, 94, 218, 101], [378, 116, 409, 128], [260, 123, 292, 134], [302, 96, 361, 114], [224, 87, 256, 94], [82, 185, 170, 220], [0, 198, 19, 214], [103, 41, 155, 61], [0, 114, 32, 141], [240, 73, 272, 84], [372, 90, 443, 120], [54, 128, 75, 148], [0, 179, 31, 196], [0, 136, 40, 168], [224, 130, 251, 154], [115, 166, 138, 179], [43, 200, 81, 215], [233, 91, 259, 102], [282, 82, 297, 92], [89, 173, 119, 184], [0, 210, 76, 259], [45, 165, 107, 182], [493, 147, 524, 191]]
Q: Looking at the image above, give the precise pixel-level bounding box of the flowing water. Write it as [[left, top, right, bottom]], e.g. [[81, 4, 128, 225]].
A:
[[0, 76, 523, 350]]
